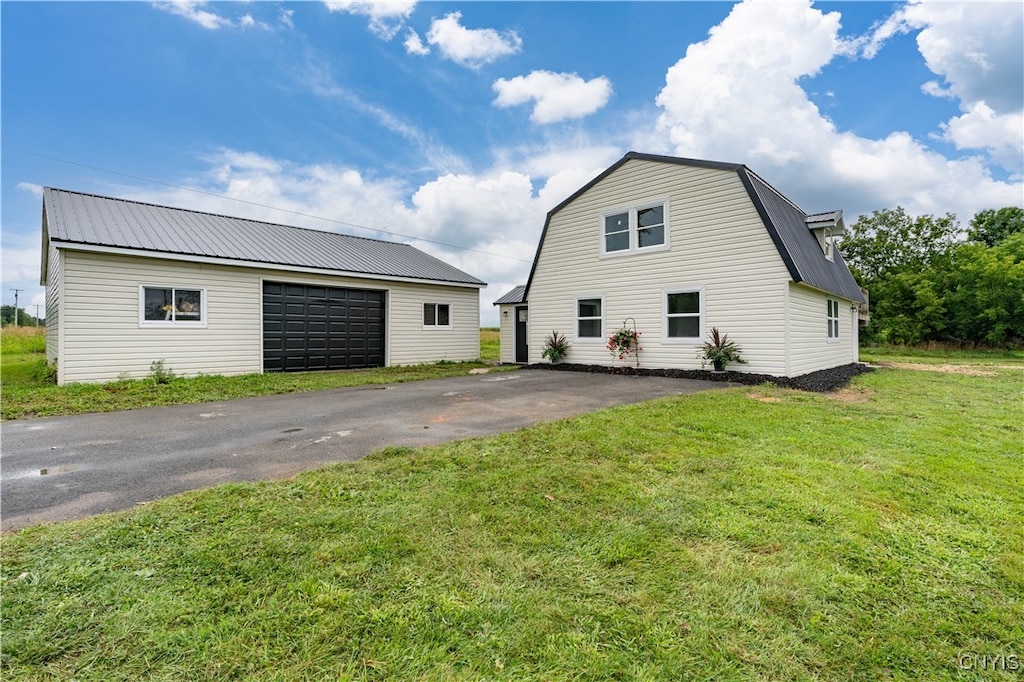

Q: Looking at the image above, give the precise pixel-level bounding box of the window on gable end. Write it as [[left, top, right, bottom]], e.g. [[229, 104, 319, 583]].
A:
[[601, 201, 669, 256], [827, 299, 840, 339]]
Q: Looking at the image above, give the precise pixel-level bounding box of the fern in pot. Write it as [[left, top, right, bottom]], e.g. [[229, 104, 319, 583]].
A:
[[541, 331, 570, 364], [700, 327, 747, 372]]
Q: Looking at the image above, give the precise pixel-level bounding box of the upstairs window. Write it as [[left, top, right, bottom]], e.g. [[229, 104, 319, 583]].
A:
[[141, 286, 205, 326], [424, 303, 451, 328], [827, 299, 840, 339], [602, 201, 669, 255], [823, 228, 834, 261]]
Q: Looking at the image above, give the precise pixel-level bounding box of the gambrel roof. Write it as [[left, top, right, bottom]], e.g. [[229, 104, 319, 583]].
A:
[[41, 188, 485, 287], [524, 152, 864, 302]]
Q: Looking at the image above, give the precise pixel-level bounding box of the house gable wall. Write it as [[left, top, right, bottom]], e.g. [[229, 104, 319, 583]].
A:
[[528, 158, 792, 375], [787, 283, 858, 376]]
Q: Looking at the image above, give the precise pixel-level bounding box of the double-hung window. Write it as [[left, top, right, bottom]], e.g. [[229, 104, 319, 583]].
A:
[[602, 200, 668, 255], [665, 289, 703, 341], [576, 297, 603, 339], [827, 299, 840, 339], [424, 303, 451, 328], [141, 286, 205, 326]]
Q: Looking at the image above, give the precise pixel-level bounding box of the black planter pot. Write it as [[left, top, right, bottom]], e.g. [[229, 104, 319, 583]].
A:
[[712, 359, 725, 372]]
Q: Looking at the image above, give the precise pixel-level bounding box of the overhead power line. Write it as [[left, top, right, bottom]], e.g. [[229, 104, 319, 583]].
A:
[[3, 146, 533, 264]]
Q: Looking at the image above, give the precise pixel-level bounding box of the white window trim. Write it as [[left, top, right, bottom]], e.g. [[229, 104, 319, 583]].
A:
[[599, 198, 671, 258], [574, 294, 605, 342], [663, 287, 705, 344], [824, 228, 835, 262], [139, 285, 207, 328], [422, 302, 453, 330], [827, 298, 840, 341]]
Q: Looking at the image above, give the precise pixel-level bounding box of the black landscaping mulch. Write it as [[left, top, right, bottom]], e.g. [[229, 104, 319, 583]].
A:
[[523, 361, 874, 392]]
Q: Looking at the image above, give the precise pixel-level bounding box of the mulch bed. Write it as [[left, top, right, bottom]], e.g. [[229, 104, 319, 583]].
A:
[[522, 362, 874, 392]]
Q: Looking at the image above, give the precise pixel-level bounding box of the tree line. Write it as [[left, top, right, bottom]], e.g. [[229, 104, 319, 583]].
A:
[[1, 305, 42, 327], [841, 206, 1023, 346]]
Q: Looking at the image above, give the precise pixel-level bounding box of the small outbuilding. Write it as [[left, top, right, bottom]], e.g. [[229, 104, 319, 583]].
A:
[[41, 188, 485, 384], [495, 152, 865, 377]]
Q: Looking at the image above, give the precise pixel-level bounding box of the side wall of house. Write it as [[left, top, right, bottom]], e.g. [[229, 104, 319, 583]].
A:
[[787, 283, 858, 376], [58, 250, 480, 384], [528, 160, 792, 375], [498, 304, 516, 364], [45, 245, 62, 368]]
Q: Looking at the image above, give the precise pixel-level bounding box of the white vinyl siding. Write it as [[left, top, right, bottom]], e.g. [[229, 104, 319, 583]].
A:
[[787, 284, 855, 376], [498, 304, 516, 364], [56, 250, 479, 384], [528, 159, 790, 374], [45, 244, 62, 368]]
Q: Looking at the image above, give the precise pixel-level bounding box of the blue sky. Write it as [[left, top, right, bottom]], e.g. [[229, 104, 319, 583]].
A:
[[3, 1, 1022, 326]]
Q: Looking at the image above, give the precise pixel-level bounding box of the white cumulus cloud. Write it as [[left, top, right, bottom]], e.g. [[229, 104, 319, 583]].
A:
[[323, 1, 417, 40], [655, 0, 1022, 223], [404, 29, 430, 56], [425, 11, 522, 69], [152, 1, 232, 30], [854, 0, 1023, 174], [493, 71, 613, 124]]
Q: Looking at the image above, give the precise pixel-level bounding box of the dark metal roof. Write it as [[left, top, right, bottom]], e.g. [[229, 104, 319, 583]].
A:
[[492, 285, 526, 305], [740, 170, 864, 301], [524, 151, 864, 302], [42, 188, 485, 287]]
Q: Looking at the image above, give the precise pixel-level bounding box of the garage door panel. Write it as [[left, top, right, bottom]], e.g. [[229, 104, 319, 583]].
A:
[[263, 282, 385, 372]]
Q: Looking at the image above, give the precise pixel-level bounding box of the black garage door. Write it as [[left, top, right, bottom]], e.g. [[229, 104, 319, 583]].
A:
[[263, 282, 385, 372]]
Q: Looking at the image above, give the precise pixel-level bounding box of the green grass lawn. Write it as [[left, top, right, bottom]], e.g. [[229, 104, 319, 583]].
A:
[[2, 363, 1021, 680], [0, 327, 511, 420]]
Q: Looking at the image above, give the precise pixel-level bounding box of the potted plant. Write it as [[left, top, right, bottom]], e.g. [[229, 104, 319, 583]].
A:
[[607, 327, 641, 363], [541, 331, 570, 363], [700, 327, 747, 372]]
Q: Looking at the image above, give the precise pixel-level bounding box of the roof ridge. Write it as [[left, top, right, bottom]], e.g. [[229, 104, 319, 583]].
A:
[[43, 186, 413, 248]]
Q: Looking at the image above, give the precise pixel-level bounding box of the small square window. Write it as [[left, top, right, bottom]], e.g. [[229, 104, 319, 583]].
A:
[[141, 286, 204, 325], [424, 303, 451, 328]]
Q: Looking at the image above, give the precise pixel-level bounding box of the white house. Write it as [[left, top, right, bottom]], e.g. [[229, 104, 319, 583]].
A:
[[40, 188, 485, 385], [495, 152, 865, 377]]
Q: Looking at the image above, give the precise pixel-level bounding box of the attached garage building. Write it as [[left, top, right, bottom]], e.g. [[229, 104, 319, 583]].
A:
[[41, 188, 485, 385]]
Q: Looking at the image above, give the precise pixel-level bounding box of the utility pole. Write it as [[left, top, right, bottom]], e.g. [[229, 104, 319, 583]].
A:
[[10, 289, 23, 327], [35, 304, 42, 326]]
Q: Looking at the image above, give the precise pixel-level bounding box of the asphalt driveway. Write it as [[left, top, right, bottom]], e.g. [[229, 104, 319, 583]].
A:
[[1, 369, 723, 531]]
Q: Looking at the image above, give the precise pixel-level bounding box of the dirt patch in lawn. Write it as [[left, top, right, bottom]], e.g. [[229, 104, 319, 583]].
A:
[[880, 362, 998, 377], [746, 393, 782, 403], [827, 386, 876, 402]]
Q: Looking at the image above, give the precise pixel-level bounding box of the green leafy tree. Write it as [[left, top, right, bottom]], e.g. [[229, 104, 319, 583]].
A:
[[967, 207, 1024, 247], [843, 207, 1023, 346], [841, 206, 959, 283], [943, 233, 1024, 344], [1, 305, 38, 326]]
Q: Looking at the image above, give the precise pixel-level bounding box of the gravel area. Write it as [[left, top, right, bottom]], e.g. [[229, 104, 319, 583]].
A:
[[524, 362, 874, 392]]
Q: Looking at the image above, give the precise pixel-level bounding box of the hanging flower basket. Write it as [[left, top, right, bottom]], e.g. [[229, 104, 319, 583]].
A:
[[607, 327, 642, 362]]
